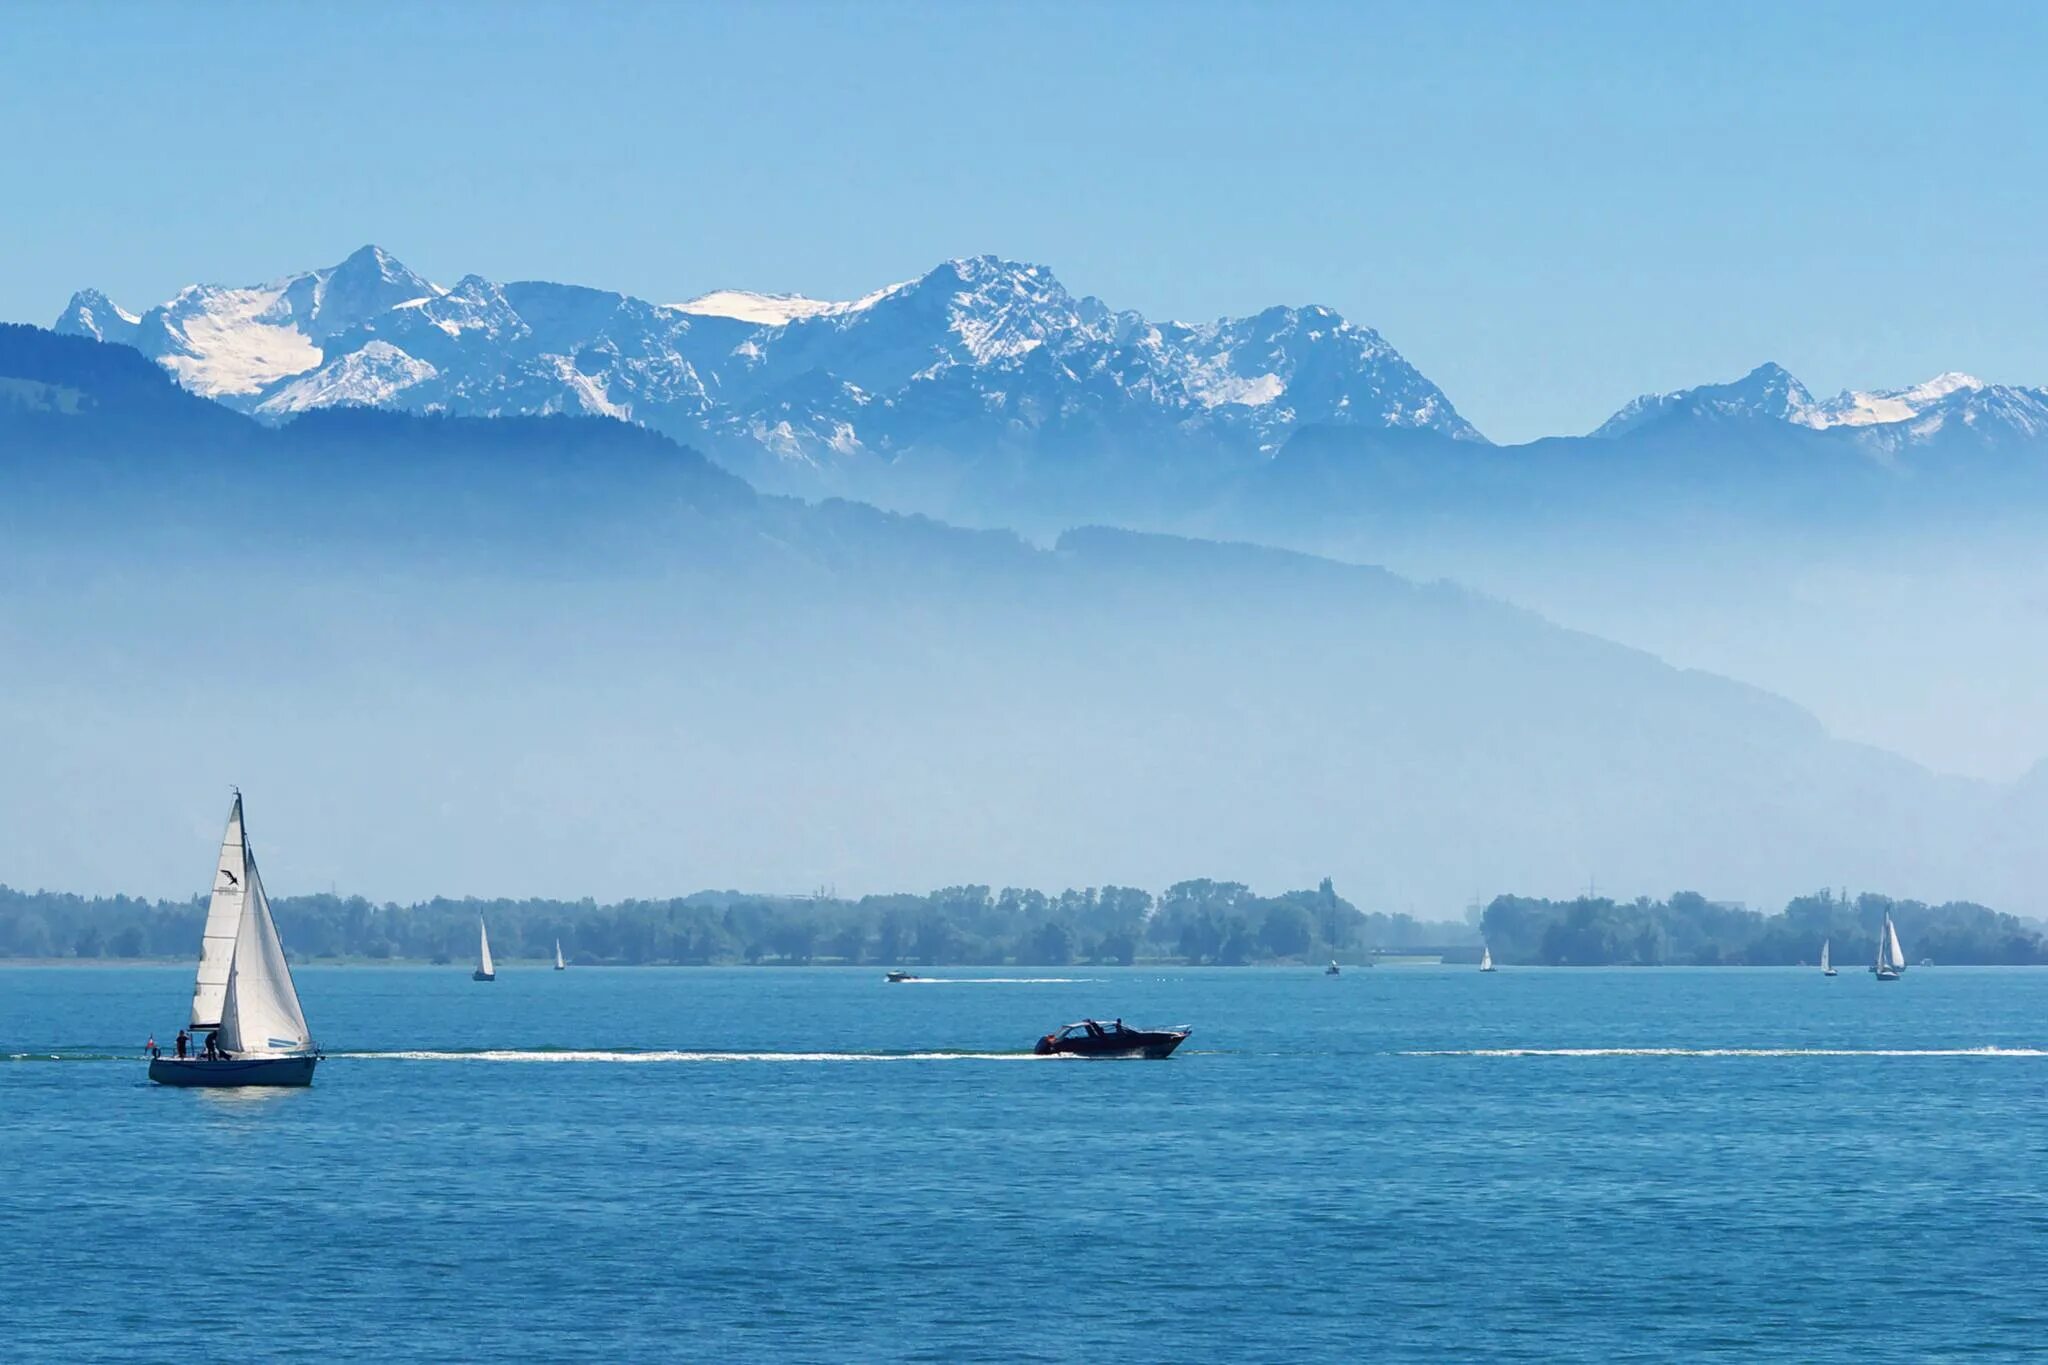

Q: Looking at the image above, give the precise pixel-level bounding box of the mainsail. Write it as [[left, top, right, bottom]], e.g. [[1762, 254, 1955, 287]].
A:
[[1820, 940, 1830, 973], [555, 939, 565, 970], [1480, 946, 1494, 972], [217, 844, 313, 1056], [1885, 917, 1907, 972], [189, 794, 248, 1030], [479, 919, 495, 977]]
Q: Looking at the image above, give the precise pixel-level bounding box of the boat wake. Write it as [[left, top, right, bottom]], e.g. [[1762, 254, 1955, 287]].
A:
[[1403, 1046, 2048, 1058], [897, 977, 1096, 985], [334, 1048, 1047, 1063]]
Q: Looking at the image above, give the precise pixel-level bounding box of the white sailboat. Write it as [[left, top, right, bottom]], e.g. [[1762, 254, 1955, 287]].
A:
[[1480, 945, 1495, 973], [1821, 939, 1836, 976], [151, 794, 319, 1087], [554, 939, 567, 972], [1873, 914, 1906, 981], [1325, 959, 1341, 976], [474, 918, 497, 982]]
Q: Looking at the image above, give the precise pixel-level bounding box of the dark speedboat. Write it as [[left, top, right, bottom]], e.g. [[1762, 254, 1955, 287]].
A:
[[1033, 1019, 1189, 1059], [885, 970, 920, 983]]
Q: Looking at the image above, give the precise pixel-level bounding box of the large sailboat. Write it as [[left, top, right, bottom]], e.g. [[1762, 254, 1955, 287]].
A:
[[474, 918, 497, 982], [150, 793, 319, 1087], [1873, 914, 1906, 981]]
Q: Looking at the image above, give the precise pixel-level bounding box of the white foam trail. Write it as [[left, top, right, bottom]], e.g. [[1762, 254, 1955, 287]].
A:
[[1404, 1046, 2048, 1058], [337, 1048, 1044, 1063], [899, 977, 1095, 985]]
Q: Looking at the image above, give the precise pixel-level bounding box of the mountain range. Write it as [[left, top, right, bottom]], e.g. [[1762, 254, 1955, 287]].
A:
[[52, 246, 1475, 503], [5, 320, 2042, 910], [51, 248, 2048, 538]]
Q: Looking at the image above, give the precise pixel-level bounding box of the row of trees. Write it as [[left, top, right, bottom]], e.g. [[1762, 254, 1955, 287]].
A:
[[0, 878, 1463, 967], [1480, 890, 2048, 966], [13, 882, 2036, 967]]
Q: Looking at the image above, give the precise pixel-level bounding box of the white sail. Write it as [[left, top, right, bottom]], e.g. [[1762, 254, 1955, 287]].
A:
[[1480, 946, 1494, 972], [1886, 917, 1907, 972], [555, 940, 565, 970], [479, 919, 495, 977], [217, 845, 312, 1056], [189, 794, 247, 1029], [1820, 940, 1830, 972]]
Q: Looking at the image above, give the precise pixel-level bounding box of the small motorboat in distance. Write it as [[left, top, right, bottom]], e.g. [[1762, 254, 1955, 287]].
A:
[[885, 970, 920, 983], [1325, 960, 1341, 976], [1034, 1019, 1189, 1059]]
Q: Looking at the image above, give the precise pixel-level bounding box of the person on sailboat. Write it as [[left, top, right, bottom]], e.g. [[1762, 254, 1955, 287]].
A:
[[147, 1035, 160, 1060], [175, 1029, 189, 1059], [204, 1030, 221, 1061]]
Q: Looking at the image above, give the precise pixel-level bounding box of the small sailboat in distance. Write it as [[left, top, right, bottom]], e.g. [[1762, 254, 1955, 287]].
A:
[[1480, 945, 1495, 973], [554, 939, 566, 971], [1873, 913, 1905, 981], [1325, 959, 1341, 976], [474, 918, 496, 982], [150, 792, 319, 1087], [1821, 939, 1836, 976]]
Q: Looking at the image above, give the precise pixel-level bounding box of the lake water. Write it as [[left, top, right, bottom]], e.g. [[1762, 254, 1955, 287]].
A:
[[5, 964, 2047, 1360]]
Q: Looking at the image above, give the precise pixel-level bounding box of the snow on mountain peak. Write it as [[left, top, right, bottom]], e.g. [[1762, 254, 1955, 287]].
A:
[[56, 289, 141, 345], [1801, 372, 1988, 429], [1592, 362, 1818, 438], [673, 291, 845, 326]]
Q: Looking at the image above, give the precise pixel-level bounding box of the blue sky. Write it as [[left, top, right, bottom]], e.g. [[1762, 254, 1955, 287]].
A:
[[5, 1, 2044, 442]]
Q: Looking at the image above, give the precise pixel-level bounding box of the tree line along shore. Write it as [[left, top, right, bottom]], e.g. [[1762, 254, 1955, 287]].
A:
[[1, 881, 2041, 968]]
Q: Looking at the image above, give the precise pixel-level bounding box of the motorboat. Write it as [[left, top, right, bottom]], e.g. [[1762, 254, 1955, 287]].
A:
[[885, 970, 920, 983], [1033, 1019, 1188, 1059]]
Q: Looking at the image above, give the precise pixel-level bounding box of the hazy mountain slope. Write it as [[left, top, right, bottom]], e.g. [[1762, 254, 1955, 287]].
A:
[[0, 326, 2033, 912]]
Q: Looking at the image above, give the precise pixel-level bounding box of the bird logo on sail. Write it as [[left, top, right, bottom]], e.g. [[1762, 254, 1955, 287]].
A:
[[218, 868, 239, 888]]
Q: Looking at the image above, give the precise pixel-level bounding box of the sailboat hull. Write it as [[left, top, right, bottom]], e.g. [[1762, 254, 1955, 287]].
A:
[[148, 1055, 318, 1087], [473, 970, 495, 982]]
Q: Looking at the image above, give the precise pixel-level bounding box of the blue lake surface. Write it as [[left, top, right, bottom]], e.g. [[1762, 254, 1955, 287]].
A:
[[5, 963, 2048, 1361]]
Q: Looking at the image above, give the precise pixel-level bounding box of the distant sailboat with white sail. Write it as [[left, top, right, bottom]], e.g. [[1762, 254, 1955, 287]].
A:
[[474, 918, 497, 982], [1821, 939, 1836, 976], [1873, 914, 1906, 981], [150, 793, 319, 1087], [1480, 945, 1495, 973], [554, 939, 567, 971]]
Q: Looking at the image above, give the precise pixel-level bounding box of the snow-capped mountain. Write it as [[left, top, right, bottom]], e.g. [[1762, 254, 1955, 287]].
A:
[[1594, 362, 2048, 452], [54, 247, 1483, 507], [1591, 363, 1819, 437]]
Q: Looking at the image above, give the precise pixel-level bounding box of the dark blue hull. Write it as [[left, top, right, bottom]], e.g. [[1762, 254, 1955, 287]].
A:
[[148, 1055, 318, 1087]]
